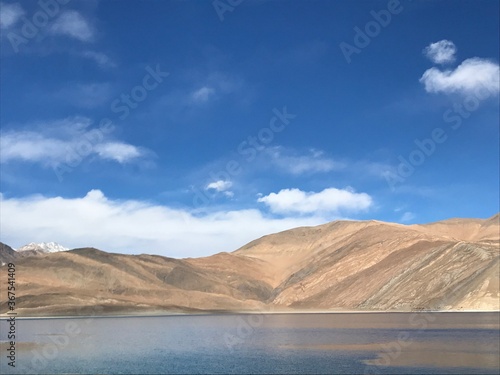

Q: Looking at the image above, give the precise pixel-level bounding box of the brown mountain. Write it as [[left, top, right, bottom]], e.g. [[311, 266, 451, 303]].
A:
[[0, 242, 17, 264], [1, 215, 498, 316], [0, 242, 63, 264]]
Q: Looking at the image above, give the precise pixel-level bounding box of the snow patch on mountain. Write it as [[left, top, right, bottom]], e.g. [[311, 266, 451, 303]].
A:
[[17, 242, 69, 253]]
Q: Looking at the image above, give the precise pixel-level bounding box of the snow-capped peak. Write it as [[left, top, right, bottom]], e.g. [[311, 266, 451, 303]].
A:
[[16, 242, 68, 253]]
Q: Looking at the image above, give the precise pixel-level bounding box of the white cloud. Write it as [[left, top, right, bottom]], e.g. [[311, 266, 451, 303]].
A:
[[205, 180, 234, 199], [420, 58, 500, 96], [94, 142, 142, 163], [191, 86, 215, 103], [258, 187, 372, 215], [206, 180, 232, 192], [0, 2, 24, 29], [0, 117, 146, 166], [80, 50, 116, 68], [50, 11, 94, 42], [0, 190, 330, 257], [266, 147, 344, 175], [0, 131, 68, 164], [423, 40, 457, 64]]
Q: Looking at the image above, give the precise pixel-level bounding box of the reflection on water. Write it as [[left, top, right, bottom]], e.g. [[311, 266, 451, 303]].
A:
[[0, 312, 499, 374]]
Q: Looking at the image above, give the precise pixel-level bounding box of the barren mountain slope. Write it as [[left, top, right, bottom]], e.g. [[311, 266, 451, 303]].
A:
[[1, 215, 498, 315], [234, 215, 499, 310], [233, 220, 394, 287], [0, 248, 270, 316], [0, 242, 17, 264]]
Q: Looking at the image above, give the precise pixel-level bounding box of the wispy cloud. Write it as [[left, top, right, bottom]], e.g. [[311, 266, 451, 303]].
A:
[[94, 142, 142, 163], [423, 40, 457, 65], [400, 211, 415, 223], [142, 71, 248, 123], [355, 160, 396, 180], [191, 86, 215, 103], [0, 117, 148, 167], [0, 190, 330, 257], [0, 131, 68, 164], [258, 187, 372, 216], [208, 72, 243, 94], [205, 179, 234, 198], [189, 72, 246, 105], [0, 2, 24, 29], [265, 146, 344, 175], [188, 72, 245, 105], [206, 179, 232, 192], [50, 10, 94, 42], [79, 50, 116, 68]]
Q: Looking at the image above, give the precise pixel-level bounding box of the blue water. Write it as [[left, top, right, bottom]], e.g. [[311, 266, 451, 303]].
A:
[[1, 312, 499, 374]]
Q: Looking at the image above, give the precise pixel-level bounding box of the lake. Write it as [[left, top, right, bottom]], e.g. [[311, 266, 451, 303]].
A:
[[1, 312, 499, 374]]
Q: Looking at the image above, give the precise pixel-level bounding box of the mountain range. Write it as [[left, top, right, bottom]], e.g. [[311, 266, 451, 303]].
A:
[[0, 214, 498, 316]]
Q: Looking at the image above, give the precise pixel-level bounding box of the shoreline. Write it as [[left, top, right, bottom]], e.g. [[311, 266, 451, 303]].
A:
[[1, 309, 499, 320]]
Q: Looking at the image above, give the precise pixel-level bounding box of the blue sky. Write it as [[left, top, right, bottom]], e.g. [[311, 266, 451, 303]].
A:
[[0, 0, 499, 257]]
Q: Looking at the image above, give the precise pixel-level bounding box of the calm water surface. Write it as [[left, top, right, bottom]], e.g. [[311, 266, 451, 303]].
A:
[[1, 312, 499, 374]]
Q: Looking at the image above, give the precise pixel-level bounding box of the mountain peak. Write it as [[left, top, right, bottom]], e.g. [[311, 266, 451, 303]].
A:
[[17, 242, 68, 253]]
